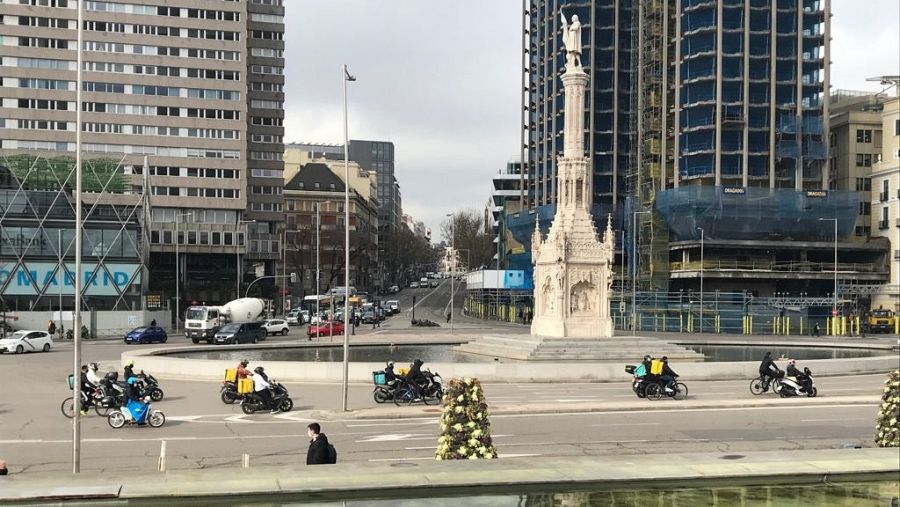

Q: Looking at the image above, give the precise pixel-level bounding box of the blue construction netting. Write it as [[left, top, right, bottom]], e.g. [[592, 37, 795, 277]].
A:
[[655, 186, 858, 241]]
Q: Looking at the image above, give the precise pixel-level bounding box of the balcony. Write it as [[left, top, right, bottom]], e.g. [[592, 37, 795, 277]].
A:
[[879, 219, 890, 230], [895, 218, 900, 228], [880, 191, 888, 203]]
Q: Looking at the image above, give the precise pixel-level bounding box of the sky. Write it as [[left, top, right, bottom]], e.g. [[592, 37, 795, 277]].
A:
[[284, 0, 900, 241]]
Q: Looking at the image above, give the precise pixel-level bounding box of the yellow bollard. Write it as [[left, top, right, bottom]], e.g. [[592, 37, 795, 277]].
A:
[[826, 317, 831, 336], [855, 316, 860, 336], [841, 316, 847, 336]]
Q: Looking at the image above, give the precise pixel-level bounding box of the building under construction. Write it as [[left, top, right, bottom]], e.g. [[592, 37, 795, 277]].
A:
[[513, 0, 888, 309]]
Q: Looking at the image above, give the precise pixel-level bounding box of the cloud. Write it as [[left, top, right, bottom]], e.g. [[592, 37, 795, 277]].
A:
[[830, 0, 900, 92]]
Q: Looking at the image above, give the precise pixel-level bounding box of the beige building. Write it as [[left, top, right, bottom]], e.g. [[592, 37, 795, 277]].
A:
[[284, 143, 377, 205], [871, 96, 900, 310], [0, 0, 285, 308], [829, 91, 886, 237]]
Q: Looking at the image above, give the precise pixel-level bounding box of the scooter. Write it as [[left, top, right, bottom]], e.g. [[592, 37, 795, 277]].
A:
[[240, 381, 293, 414], [107, 397, 166, 428], [773, 367, 817, 397]]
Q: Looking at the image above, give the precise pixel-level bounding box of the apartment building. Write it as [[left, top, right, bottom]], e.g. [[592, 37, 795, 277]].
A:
[[0, 0, 285, 312]]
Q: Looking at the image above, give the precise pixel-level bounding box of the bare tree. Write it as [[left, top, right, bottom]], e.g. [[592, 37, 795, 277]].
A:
[[441, 209, 495, 270]]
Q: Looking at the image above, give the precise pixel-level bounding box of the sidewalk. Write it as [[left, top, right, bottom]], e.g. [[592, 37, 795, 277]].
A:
[[1, 448, 896, 503], [312, 394, 881, 421]]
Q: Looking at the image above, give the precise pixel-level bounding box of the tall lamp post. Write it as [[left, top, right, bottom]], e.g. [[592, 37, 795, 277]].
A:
[[72, 0, 84, 473], [174, 212, 193, 332], [446, 213, 455, 334], [341, 64, 356, 412], [697, 227, 704, 333], [631, 210, 650, 335], [236, 219, 256, 300], [819, 218, 838, 325]]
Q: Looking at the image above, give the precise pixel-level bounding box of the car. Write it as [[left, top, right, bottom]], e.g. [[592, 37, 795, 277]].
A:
[[307, 320, 345, 338], [0, 330, 53, 354], [409, 282, 419, 289], [389, 285, 400, 293], [263, 319, 290, 336], [286, 311, 301, 326], [124, 326, 168, 345], [361, 310, 377, 324], [420, 277, 429, 284], [386, 300, 400, 315], [213, 322, 266, 345], [376, 307, 386, 321], [429, 280, 439, 288]]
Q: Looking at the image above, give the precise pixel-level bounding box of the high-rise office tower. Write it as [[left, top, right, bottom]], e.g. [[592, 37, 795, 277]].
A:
[[0, 0, 286, 309]]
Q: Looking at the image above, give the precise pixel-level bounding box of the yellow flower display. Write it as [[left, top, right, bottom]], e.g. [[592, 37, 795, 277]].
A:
[[434, 377, 498, 460]]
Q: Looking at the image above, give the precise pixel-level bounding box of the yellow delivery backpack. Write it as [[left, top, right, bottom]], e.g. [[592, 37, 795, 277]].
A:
[[224, 368, 237, 382], [650, 359, 664, 375], [237, 378, 254, 395]]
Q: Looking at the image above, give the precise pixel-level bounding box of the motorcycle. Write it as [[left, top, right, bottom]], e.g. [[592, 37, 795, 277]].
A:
[[220, 380, 244, 404], [372, 369, 399, 404], [135, 372, 164, 402], [773, 367, 817, 397], [107, 396, 166, 428], [630, 375, 687, 401], [419, 369, 444, 401], [240, 381, 293, 414]]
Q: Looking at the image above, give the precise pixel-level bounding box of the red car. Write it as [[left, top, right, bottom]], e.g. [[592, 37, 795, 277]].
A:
[[307, 320, 345, 338]]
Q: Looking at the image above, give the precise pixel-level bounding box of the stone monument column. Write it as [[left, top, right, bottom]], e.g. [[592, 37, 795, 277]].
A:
[[530, 12, 615, 339]]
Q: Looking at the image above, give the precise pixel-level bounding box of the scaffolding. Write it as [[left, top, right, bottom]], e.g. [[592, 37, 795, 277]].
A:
[[631, 0, 671, 292]]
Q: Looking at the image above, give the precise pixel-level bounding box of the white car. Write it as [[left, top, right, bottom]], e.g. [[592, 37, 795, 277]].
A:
[[263, 319, 290, 336], [0, 330, 53, 354]]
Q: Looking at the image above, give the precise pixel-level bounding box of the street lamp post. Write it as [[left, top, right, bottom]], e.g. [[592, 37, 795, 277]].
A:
[[174, 212, 193, 332], [631, 210, 650, 335], [341, 64, 355, 412], [447, 213, 454, 334], [72, 0, 85, 473], [697, 227, 704, 333], [819, 218, 838, 326], [236, 219, 255, 300]]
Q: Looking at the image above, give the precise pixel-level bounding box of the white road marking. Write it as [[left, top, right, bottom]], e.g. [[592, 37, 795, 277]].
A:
[[488, 403, 878, 420], [591, 422, 662, 427], [368, 456, 434, 462], [346, 420, 436, 428], [356, 433, 428, 443], [799, 417, 869, 422]]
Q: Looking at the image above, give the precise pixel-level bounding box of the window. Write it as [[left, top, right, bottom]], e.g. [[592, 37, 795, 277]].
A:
[[895, 119, 900, 136], [858, 202, 871, 216], [883, 179, 889, 199], [856, 154, 873, 167], [855, 177, 872, 192], [856, 129, 872, 143]]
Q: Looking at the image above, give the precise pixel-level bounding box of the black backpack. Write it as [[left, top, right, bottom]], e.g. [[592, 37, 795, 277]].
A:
[[326, 443, 337, 464]]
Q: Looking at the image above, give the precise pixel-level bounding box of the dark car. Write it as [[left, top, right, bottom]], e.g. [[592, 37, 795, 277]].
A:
[[361, 311, 377, 324], [124, 326, 168, 345], [213, 322, 266, 345]]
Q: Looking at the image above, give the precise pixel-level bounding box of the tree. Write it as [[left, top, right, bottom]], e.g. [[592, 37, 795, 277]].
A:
[[440, 209, 495, 270], [381, 226, 438, 286]]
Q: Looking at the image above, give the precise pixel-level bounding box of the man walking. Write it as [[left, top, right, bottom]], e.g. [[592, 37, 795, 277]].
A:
[[306, 422, 333, 465]]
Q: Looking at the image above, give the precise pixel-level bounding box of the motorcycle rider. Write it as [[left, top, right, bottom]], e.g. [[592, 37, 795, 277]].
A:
[[786, 359, 812, 394], [123, 360, 136, 381], [79, 365, 97, 415], [87, 363, 102, 386], [236, 359, 253, 379], [252, 366, 278, 413], [758, 352, 782, 391], [660, 356, 678, 393], [124, 376, 149, 425], [383, 361, 397, 383]]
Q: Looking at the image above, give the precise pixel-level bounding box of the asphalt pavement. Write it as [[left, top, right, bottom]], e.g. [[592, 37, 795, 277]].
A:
[[0, 283, 893, 477]]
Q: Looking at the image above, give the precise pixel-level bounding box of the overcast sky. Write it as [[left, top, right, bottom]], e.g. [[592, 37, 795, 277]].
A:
[[284, 1, 900, 240]]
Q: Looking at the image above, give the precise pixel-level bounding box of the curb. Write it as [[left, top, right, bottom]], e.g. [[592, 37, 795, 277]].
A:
[[310, 394, 882, 421]]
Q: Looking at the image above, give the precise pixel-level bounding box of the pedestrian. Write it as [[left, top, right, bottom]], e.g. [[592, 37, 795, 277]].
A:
[[48, 319, 56, 336], [150, 318, 157, 327], [446, 311, 452, 324], [306, 422, 333, 465], [0, 459, 7, 476], [812, 322, 820, 337], [517, 308, 523, 323]]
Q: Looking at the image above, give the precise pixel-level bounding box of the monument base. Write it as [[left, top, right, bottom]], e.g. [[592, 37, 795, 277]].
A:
[[530, 315, 614, 339], [455, 334, 704, 362]]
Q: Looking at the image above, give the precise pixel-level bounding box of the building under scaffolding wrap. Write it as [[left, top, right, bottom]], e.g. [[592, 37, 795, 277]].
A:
[[0, 154, 149, 312]]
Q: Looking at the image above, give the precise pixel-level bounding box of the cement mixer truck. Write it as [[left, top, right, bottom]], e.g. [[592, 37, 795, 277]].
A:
[[184, 298, 266, 344]]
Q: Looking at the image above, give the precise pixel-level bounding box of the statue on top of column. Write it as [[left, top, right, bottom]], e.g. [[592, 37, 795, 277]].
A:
[[560, 11, 583, 68]]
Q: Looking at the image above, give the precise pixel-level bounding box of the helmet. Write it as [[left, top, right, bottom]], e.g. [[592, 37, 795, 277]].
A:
[[661, 356, 668, 362], [254, 366, 265, 374], [240, 359, 249, 367], [643, 355, 651, 361], [788, 359, 796, 365], [386, 361, 395, 367], [89, 362, 98, 371], [125, 360, 135, 367]]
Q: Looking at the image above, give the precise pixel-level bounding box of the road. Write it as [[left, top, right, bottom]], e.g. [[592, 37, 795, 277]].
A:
[[0, 284, 889, 476]]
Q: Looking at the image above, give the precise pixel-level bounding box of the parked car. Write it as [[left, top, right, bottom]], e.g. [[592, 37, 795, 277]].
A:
[[386, 300, 400, 315], [213, 322, 266, 345], [286, 311, 301, 326], [0, 330, 53, 354], [420, 277, 429, 284], [362, 310, 377, 324], [124, 326, 168, 345], [409, 282, 419, 289], [263, 319, 290, 336], [307, 320, 345, 338]]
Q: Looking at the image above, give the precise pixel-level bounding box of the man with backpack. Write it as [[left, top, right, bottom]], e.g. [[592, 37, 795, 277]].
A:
[[307, 422, 336, 465]]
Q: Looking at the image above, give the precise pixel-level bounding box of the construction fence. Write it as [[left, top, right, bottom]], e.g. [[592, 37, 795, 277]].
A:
[[463, 290, 886, 337]]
